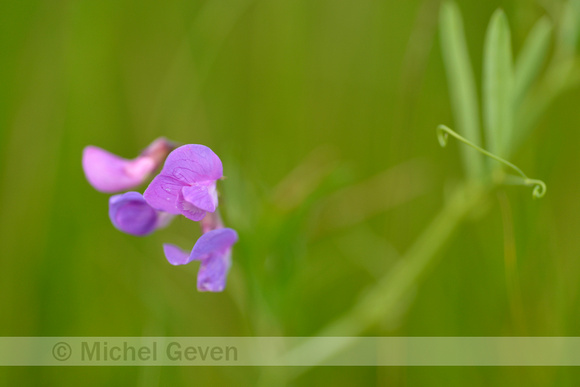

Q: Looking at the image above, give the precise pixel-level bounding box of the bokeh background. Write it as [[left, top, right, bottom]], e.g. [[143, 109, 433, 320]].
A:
[[1, 0, 580, 385]]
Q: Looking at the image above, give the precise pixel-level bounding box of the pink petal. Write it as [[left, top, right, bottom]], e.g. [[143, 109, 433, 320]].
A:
[[143, 175, 185, 215], [181, 184, 218, 213], [197, 249, 232, 292], [191, 228, 238, 261], [163, 244, 193, 265], [82, 146, 155, 193], [161, 145, 223, 184], [176, 191, 207, 221]]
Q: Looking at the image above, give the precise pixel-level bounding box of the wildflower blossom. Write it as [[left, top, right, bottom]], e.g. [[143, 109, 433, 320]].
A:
[[83, 138, 238, 293], [163, 227, 238, 292], [143, 144, 223, 221], [109, 191, 173, 236], [82, 138, 174, 193]]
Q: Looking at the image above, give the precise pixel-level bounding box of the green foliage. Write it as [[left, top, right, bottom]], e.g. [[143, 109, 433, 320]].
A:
[[483, 10, 514, 157], [513, 17, 552, 110], [439, 1, 485, 179]]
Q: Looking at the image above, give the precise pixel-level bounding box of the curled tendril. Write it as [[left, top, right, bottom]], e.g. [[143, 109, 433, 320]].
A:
[[505, 176, 547, 199], [436, 125, 546, 199], [437, 128, 450, 148], [531, 180, 547, 198]]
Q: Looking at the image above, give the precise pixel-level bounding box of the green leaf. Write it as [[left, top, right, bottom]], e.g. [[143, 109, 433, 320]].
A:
[[483, 9, 514, 157], [513, 17, 552, 109], [557, 0, 580, 58], [439, 1, 485, 179]]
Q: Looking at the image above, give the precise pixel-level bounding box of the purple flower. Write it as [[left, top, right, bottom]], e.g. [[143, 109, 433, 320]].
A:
[[82, 138, 174, 193], [143, 145, 223, 222], [83, 136, 238, 293], [109, 191, 173, 236], [163, 228, 238, 292]]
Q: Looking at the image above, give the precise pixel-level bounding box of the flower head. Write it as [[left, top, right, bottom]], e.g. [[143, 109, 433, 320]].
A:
[[143, 145, 223, 221], [109, 191, 173, 236], [83, 136, 237, 293], [163, 227, 238, 292], [82, 138, 174, 193]]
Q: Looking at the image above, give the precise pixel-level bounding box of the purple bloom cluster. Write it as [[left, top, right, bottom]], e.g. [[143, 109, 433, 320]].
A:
[[82, 138, 238, 292]]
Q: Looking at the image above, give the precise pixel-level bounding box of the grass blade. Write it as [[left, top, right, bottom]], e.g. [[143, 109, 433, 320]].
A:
[[557, 0, 580, 59], [439, 1, 484, 179], [483, 9, 514, 157], [513, 17, 552, 109]]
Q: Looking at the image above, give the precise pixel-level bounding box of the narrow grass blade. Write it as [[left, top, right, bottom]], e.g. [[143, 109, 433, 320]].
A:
[[483, 9, 514, 157], [557, 0, 580, 59], [439, 1, 484, 179], [515, 1, 580, 151], [513, 17, 552, 108]]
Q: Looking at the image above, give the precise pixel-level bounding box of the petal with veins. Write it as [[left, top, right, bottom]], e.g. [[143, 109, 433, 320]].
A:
[[161, 145, 223, 184], [181, 184, 218, 213], [176, 191, 207, 221], [143, 175, 185, 214]]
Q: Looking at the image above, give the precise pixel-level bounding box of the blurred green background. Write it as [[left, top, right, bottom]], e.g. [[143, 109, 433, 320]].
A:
[[1, 0, 580, 385]]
